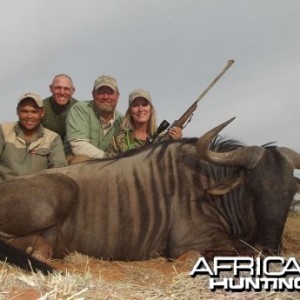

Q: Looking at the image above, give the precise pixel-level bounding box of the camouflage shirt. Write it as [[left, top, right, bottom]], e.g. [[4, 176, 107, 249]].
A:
[[105, 130, 146, 158]]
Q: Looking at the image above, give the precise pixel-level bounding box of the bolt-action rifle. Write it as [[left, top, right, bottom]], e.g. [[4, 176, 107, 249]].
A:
[[147, 60, 235, 143]]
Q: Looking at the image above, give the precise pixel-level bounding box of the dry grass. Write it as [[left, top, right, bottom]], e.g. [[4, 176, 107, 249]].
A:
[[0, 212, 299, 299]]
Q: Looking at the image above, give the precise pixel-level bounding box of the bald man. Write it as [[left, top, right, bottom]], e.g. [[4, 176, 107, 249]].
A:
[[42, 74, 79, 155]]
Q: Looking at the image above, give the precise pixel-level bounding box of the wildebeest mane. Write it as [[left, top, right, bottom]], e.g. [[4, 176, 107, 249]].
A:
[[84, 135, 277, 166], [209, 135, 245, 152], [209, 136, 277, 152], [94, 138, 199, 162], [260, 141, 277, 148], [111, 135, 246, 161]]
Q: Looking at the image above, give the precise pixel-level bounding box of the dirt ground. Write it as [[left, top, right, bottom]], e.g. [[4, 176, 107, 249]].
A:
[[4, 212, 300, 299]]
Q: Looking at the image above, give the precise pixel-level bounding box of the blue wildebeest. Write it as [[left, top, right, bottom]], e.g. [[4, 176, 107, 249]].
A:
[[0, 117, 299, 273]]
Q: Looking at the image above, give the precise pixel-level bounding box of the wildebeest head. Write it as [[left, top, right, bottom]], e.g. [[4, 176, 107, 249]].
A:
[[196, 117, 300, 255]]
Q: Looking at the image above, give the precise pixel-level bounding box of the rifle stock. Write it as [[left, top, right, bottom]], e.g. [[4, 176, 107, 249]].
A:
[[161, 60, 234, 141], [169, 102, 197, 129]]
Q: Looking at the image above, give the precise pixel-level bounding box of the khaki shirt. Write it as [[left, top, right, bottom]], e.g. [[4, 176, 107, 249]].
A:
[[0, 122, 67, 181]]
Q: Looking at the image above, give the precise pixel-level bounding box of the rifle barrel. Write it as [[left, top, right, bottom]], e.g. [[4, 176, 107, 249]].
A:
[[161, 59, 235, 141], [195, 59, 234, 104]]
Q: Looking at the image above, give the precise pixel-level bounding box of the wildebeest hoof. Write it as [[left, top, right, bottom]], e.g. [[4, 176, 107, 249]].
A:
[[26, 246, 53, 264]]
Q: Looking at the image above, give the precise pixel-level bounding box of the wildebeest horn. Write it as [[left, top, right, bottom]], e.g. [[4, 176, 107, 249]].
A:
[[277, 147, 300, 170], [196, 117, 265, 168]]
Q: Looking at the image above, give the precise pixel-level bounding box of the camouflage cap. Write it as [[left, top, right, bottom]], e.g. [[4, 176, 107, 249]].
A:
[[93, 75, 119, 92], [129, 89, 152, 105], [18, 92, 43, 108]]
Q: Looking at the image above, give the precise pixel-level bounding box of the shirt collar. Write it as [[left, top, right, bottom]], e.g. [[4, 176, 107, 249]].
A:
[[100, 111, 116, 129], [15, 122, 44, 141], [50, 96, 75, 114]]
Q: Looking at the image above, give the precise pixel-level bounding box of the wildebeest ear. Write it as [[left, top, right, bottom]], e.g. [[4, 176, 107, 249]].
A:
[[205, 174, 242, 195]]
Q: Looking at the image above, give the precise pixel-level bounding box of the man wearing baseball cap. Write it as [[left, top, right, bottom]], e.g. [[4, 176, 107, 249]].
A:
[[66, 75, 123, 163], [0, 92, 67, 181]]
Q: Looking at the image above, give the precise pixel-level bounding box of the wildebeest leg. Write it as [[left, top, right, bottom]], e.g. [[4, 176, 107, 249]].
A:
[[0, 174, 78, 261], [172, 242, 258, 261], [0, 238, 54, 274], [168, 220, 258, 260], [5, 233, 53, 263]]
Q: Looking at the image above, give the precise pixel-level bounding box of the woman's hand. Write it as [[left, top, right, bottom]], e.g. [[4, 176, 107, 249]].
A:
[[167, 127, 182, 140]]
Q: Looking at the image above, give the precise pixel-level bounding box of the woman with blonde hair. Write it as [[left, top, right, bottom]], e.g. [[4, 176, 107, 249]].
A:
[[106, 88, 182, 157]]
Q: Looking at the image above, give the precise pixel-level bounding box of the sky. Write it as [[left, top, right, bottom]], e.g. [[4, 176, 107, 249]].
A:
[[0, 0, 299, 152]]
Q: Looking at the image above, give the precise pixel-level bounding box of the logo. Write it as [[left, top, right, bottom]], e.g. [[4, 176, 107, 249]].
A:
[[190, 256, 300, 292]]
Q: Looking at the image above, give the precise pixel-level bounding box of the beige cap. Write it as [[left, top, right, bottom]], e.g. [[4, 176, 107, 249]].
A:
[[18, 92, 43, 108], [129, 89, 152, 105], [93, 75, 118, 92]]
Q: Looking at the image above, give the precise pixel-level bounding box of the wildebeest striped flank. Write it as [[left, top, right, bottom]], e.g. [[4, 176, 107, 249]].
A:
[[0, 117, 299, 272]]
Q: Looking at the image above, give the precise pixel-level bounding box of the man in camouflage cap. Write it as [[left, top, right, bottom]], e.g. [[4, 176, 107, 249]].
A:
[[66, 75, 123, 163]]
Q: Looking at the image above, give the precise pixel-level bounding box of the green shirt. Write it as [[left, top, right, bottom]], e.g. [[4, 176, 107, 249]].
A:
[[41, 96, 79, 154], [0, 122, 67, 182], [66, 101, 123, 152]]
